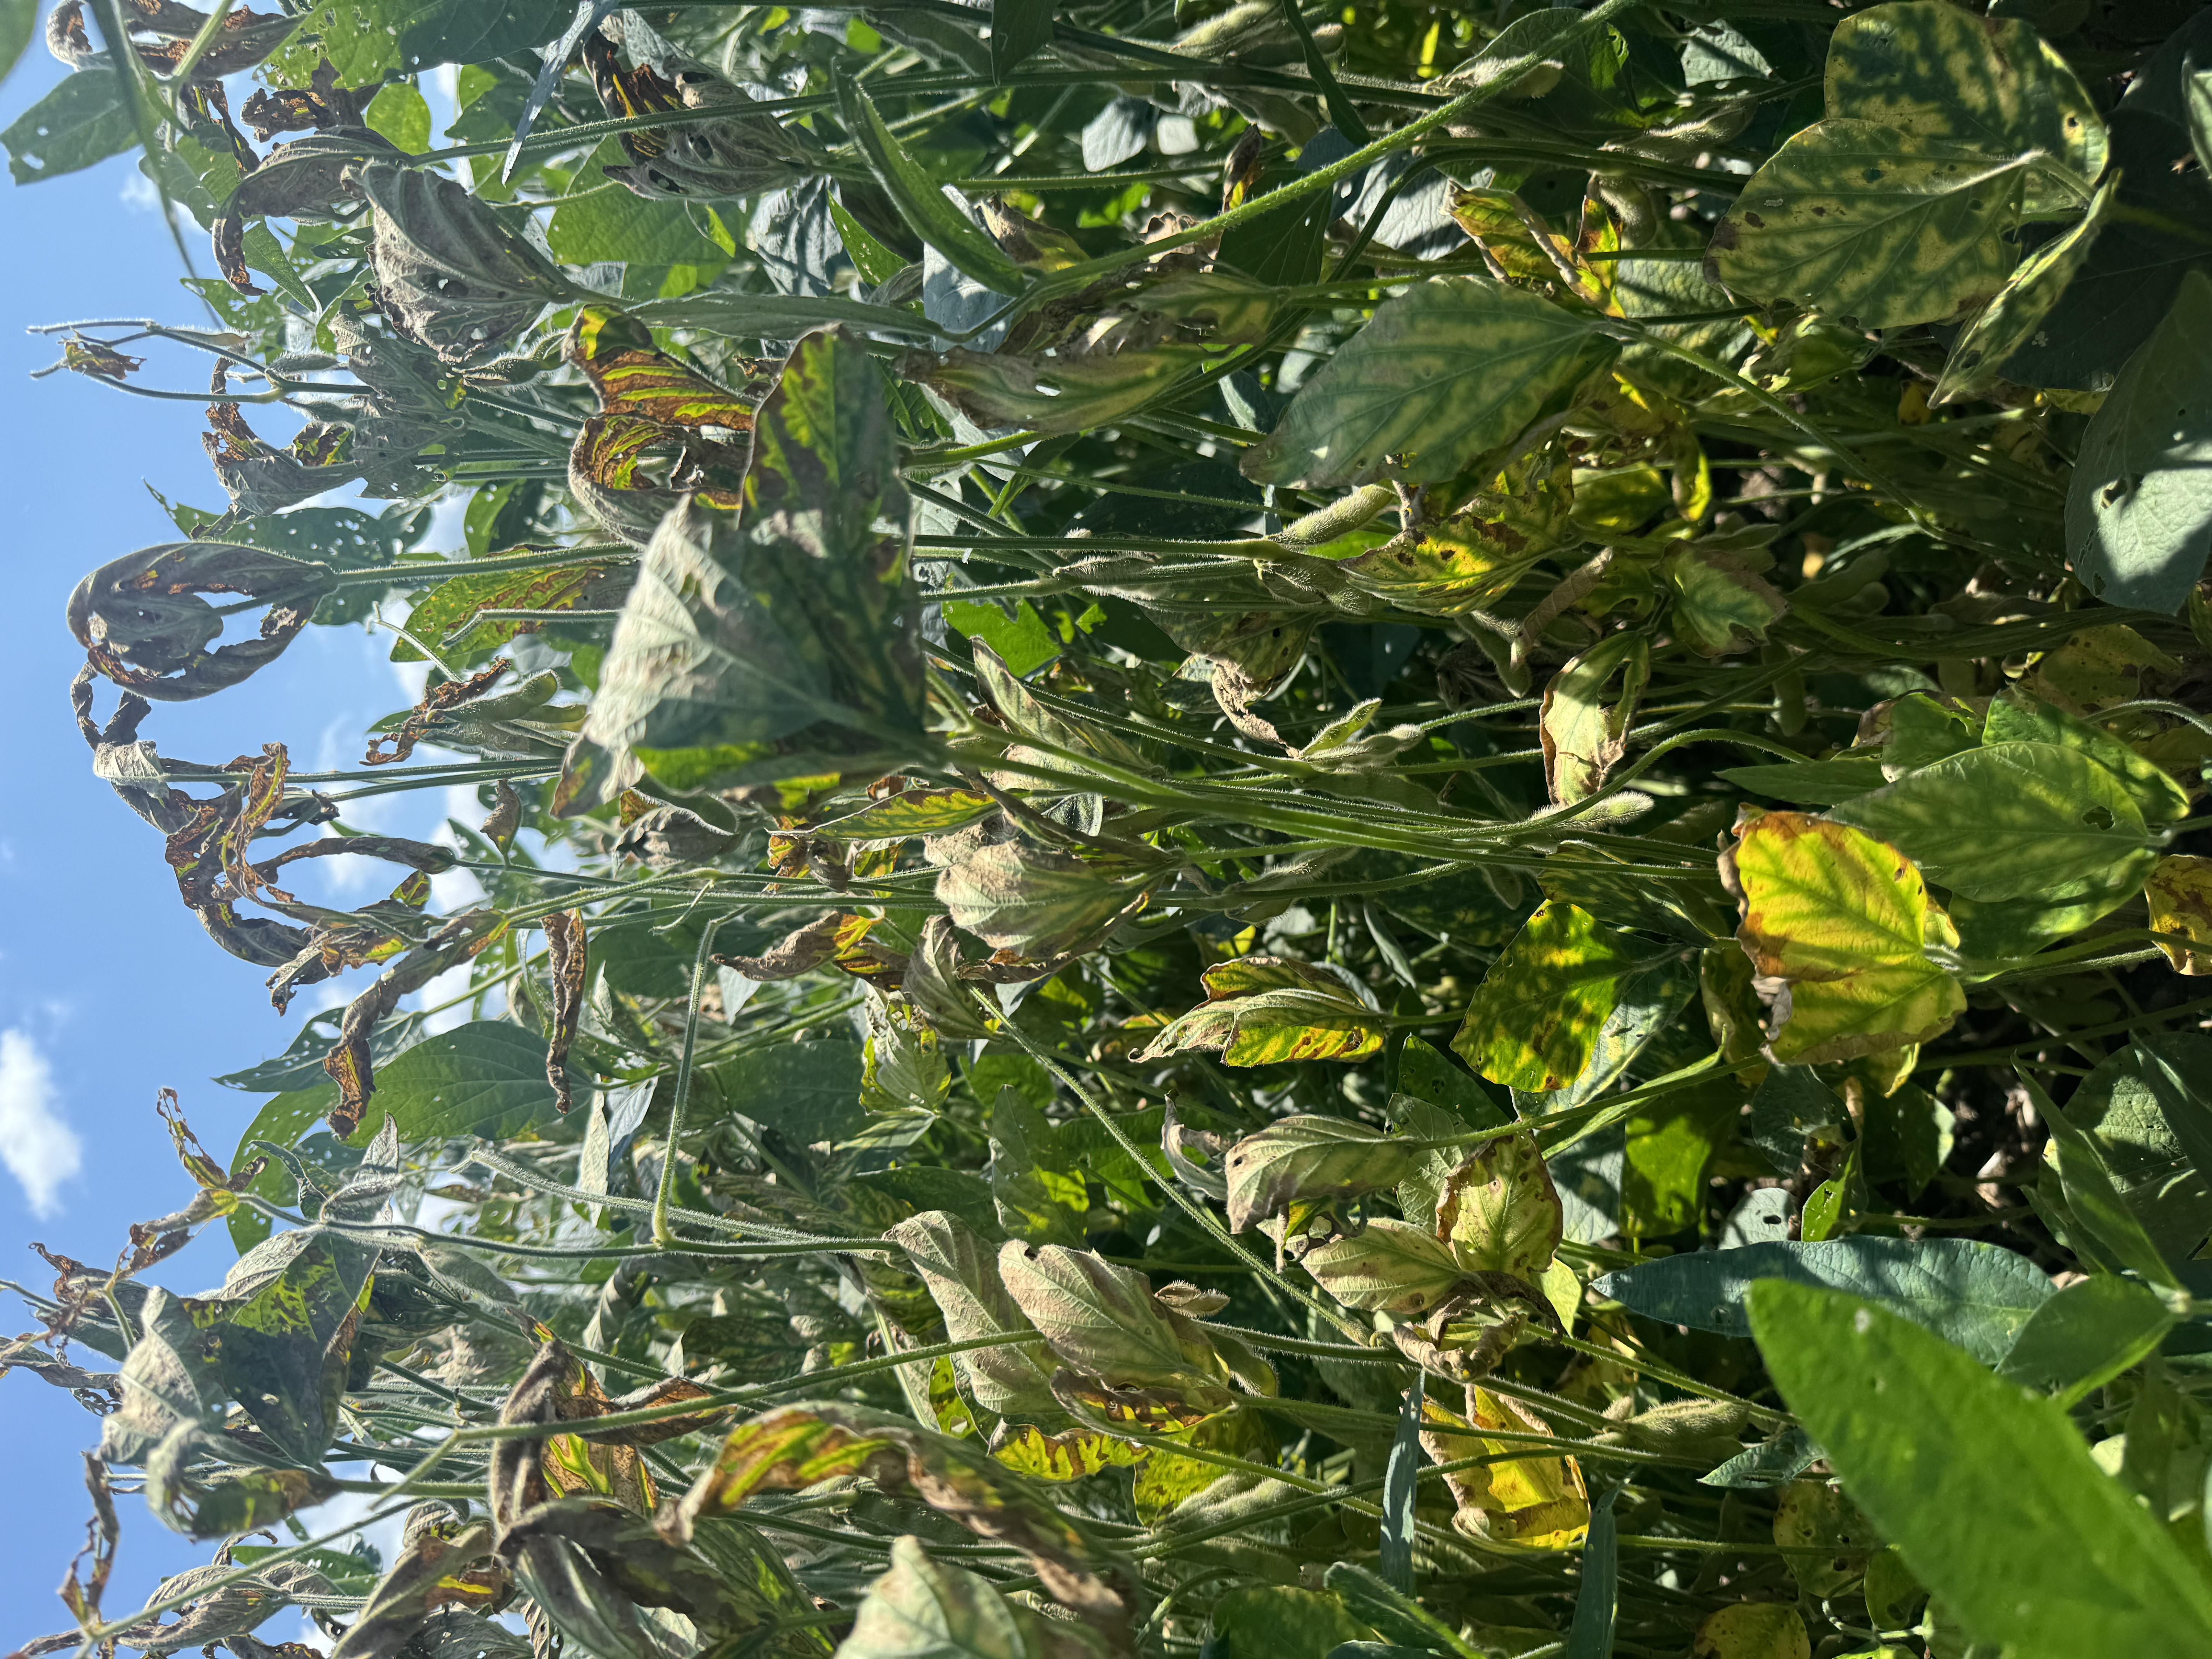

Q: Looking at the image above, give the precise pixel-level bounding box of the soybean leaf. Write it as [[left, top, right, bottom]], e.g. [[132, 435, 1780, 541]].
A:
[[1243, 278, 1615, 489], [1453, 902, 1644, 1093], [1997, 1276, 2174, 1407], [1726, 813, 1963, 1064], [1591, 1238, 2054, 1365], [356, 1021, 559, 1144], [1221, 1116, 1424, 1235], [1935, 177, 2114, 405], [2053, 1036, 2212, 1268], [1717, 757, 1888, 807], [834, 73, 1027, 296], [702, 1042, 867, 1145], [1562, 1486, 1618, 1659], [1824, 1, 2106, 214], [1711, 121, 2028, 329], [1211, 1588, 1367, 1659], [842, 1535, 1104, 1659], [282, 0, 571, 86], [0, 0, 34, 86], [1748, 1282, 2212, 1659], [1981, 689, 2190, 828], [3, 66, 136, 184], [2027, 1071, 2185, 1295], [2066, 269, 2212, 614], [990, 0, 1055, 82]]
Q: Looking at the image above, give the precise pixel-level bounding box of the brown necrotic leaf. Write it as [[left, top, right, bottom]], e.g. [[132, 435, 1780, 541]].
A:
[[543, 909, 586, 1113], [323, 909, 505, 1135], [211, 127, 397, 295], [328, 1507, 508, 1659], [581, 30, 828, 203], [70, 542, 337, 701]]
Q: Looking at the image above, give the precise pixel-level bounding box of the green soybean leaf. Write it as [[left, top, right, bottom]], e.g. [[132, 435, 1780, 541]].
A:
[[1981, 689, 2190, 827], [1211, 1587, 1367, 1659], [1376, 1380, 1424, 1592], [1591, 1238, 2054, 1365], [842, 1535, 1104, 1659], [2026, 1071, 2185, 1295], [2066, 269, 2212, 614], [355, 1020, 559, 1144], [1934, 177, 2114, 405], [1997, 1275, 2174, 1407], [546, 183, 731, 269], [3, 66, 136, 184], [1824, 1, 2106, 214], [1242, 277, 1615, 489], [2190, 55, 2212, 178], [834, 72, 1027, 296], [583, 327, 923, 792], [632, 290, 945, 340], [0, 0, 40, 88], [703, 1041, 867, 1144], [1711, 121, 2028, 329], [990, 0, 1055, 81], [279, 0, 569, 86], [1717, 757, 1888, 807], [2058, 1035, 2212, 1267], [1563, 1486, 1618, 1659], [1827, 742, 2161, 905], [1748, 1282, 2212, 1659]]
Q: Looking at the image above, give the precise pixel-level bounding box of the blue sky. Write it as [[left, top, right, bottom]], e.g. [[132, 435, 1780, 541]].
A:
[[0, 44, 469, 1641]]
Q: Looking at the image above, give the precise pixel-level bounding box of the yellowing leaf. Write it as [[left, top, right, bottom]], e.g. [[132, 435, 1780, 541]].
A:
[[1824, 1, 2106, 216], [1299, 1218, 1467, 1315], [1692, 1603, 1810, 1659], [1135, 958, 1386, 1069], [1242, 276, 1615, 489], [1435, 1128, 1563, 1285], [1540, 633, 1649, 805], [1664, 544, 1786, 656], [1419, 1387, 1589, 1549], [1711, 121, 2028, 329], [1452, 902, 1644, 1092], [2148, 855, 2212, 975], [1725, 812, 1964, 1065]]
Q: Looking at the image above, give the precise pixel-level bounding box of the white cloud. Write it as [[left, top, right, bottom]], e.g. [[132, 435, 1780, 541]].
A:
[[0, 1029, 82, 1218], [118, 168, 160, 213]]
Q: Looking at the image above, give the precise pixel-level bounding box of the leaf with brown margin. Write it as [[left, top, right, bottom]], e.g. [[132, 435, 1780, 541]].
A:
[[1540, 633, 1649, 805], [1723, 812, 1964, 1065], [569, 305, 764, 429], [70, 541, 337, 702], [363, 659, 511, 765], [1135, 957, 1385, 1068], [543, 910, 586, 1113], [323, 908, 506, 1136], [1218, 1115, 1425, 1235], [1419, 1386, 1589, 1549], [1299, 1218, 1467, 1316], [1453, 901, 1644, 1092], [392, 556, 632, 665], [998, 1242, 1230, 1397], [885, 1209, 1061, 1421], [989, 1422, 1151, 1482], [1435, 1128, 1563, 1286], [666, 1402, 1132, 1634], [1338, 453, 1575, 617], [2148, 855, 2212, 975], [329, 1507, 509, 1659]]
